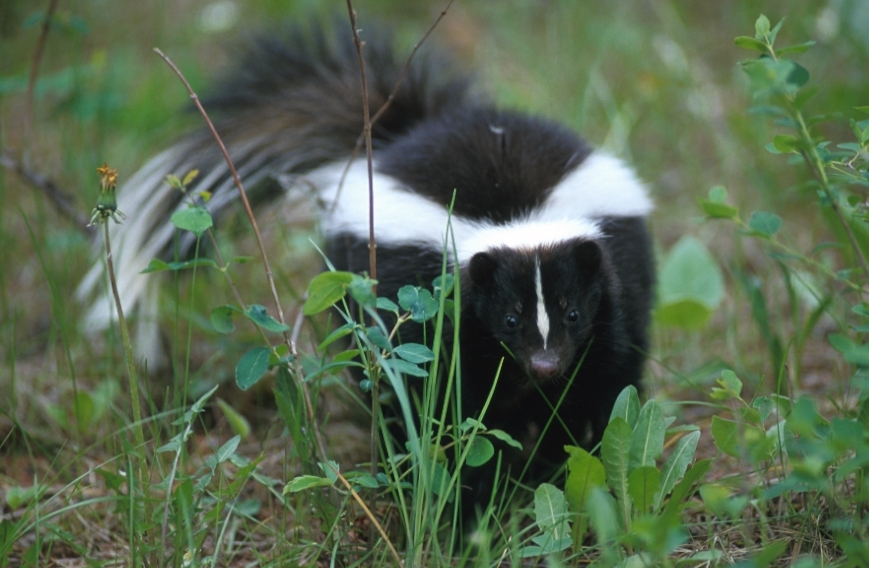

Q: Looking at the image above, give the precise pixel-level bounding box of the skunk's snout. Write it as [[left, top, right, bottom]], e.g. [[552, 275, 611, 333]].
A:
[[530, 351, 562, 381]]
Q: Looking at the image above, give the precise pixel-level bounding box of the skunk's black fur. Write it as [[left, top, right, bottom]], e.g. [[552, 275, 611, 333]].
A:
[[78, 20, 654, 517]]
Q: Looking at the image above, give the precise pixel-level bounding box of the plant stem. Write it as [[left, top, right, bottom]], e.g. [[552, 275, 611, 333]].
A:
[[103, 221, 154, 564]]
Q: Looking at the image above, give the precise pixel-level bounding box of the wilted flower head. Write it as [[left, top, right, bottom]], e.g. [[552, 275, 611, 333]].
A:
[[88, 163, 126, 225]]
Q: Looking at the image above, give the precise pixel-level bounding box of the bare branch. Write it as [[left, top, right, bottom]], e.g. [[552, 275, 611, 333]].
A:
[[152, 46, 331, 466], [1, 149, 94, 233], [23, 0, 60, 167]]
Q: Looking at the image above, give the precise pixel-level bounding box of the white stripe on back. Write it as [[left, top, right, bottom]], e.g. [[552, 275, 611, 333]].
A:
[[303, 153, 648, 264]]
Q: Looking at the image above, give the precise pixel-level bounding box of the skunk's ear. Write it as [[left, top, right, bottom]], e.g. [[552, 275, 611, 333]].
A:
[[469, 252, 499, 289], [573, 240, 602, 275]]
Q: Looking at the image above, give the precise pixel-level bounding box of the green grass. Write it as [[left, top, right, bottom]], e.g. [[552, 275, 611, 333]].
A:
[[2, 0, 869, 566]]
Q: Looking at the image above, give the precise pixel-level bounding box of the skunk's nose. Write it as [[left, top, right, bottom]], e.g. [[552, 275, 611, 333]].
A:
[[530, 352, 561, 380]]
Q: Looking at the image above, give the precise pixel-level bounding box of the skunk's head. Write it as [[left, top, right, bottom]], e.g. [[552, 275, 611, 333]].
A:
[[467, 238, 607, 386]]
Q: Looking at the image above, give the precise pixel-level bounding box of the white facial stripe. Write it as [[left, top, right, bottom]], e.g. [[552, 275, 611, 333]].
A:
[[535, 258, 550, 349]]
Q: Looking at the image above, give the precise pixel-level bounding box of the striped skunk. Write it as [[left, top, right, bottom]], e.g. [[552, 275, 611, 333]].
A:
[[77, 21, 654, 511]]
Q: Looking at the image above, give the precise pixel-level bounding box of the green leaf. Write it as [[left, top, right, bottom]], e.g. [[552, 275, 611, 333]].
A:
[[365, 326, 392, 351], [170, 206, 213, 237], [214, 435, 241, 465], [630, 400, 666, 471], [174, 478, 195, 530], [182, 169, 199, 187], [487, 429, 523, 450], [710, 416, 739, 457], [734, 36, 768, 52], [775, 41, 816, 56], [350, 474, 379, 489], [610, 385, 640, 428], [376, 297, 400, 312], [748, 211, 783, 237], [701, 200, 739, 219], [283, 475, 335, 493], [708, 185, 728, 203], [433, 274, 455, 299], [245, 304, 290, 333], [754, 14, 771, 40], [429, 462, 452, 500], [236, 347, 271, 390], [654, 431, 700, 510], [0, 519, 15, 557], [5, 485, 44, 509], [741, 58, 797, 97], [318, 460, 340, 483], [466, 435, 495, 467], [830, 333, 869, 366], [522, 483, 572, 556], [768, 17, 784, 45], [786, 61, 810, 89], [654, 299, 713, 329], [141, 258, 218, 273], [753, 396, 775, 422], [564, 445, 606, 513], [710, 369, 743, 400], [662, 459, 711, 521], [601, 417, 633, 524], [656, 236, 724, 328], [585, 487, 620, 545], [216, 399, 251, 439], [210, 305, 239, 334], [534, 483, 570, 532], [348, 275, 376, 309], [772, 134, 800, 153], [382, 358, 429, 378], [317, 322, 355, 351], [393, 343, 436, 364], [699, 483, 732, 518], [73, 391, 95, 430], [627, 466, 660, 513], [304, 271, 355, 315], [397, 286, 439, 322]]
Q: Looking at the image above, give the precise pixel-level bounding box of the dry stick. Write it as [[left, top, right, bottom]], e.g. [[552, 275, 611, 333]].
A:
[[152, 48, 330, 465], [332, 0, 455, 210], [344, 4, 383, 552], [8, 0, 94, 232], [343, 2, 454, 553], [1, 151, 93, 232], [326, 462, 402, 565], [345, 2, 377, 285], [23, 0, 60, 168], [365, 0, 454, 134]]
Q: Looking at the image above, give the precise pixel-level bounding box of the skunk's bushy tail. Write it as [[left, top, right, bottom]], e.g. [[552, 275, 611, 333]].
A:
[[76, 21, 473, 365]]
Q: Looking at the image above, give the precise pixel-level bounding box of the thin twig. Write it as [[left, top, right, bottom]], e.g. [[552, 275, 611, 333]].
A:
[[152, 47, 331, 466], [23, 0, 60, 167], [1, 150, 94, 232], [366, 0, 455, 134], [332, 0, 454, 211], [345, 7, 385, 550], [345, 1, 377, 286], [327, 462, 402, 565]]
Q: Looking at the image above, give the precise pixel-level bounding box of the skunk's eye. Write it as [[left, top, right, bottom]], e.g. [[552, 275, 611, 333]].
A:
[[505, 315, 519, 328], [567, 310, 580, 323]]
